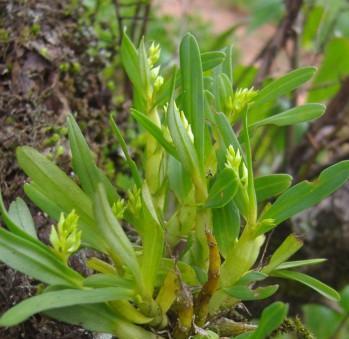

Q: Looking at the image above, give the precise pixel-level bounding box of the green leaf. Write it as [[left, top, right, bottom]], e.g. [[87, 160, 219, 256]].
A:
[[0, 287, 133, 327], [255, 174, 292, 202], [167, 71, 200, 174], [67, 115, 118, 204], [140, 183, 164, 296], [94, 184, 143, 293], [262, 234, 303, 274], [213, 201, 240, 258], [259, 160, 349, 232], [109, 115, 142, 188], [225, 284, 278, 301], [201, 51, 226, 71], [84, 274, 135, 289], [271, 270, 340, 301], [159, 258, 199, 286], [120, 31, 142, 94], [16, 146, 106, 250], [206, 168, 239, 208], [276, 258, 326, 270], [251, 103, 326, 128], [180, 33, 205, 166], [46, 303, 157, 338], [340, 285, 349, 313], [8, 198, 37, 239], [131, 108, 178, 158], [0, 227, 82, 287], [253, 66, 316, 106], [250, 302, 288, 339]]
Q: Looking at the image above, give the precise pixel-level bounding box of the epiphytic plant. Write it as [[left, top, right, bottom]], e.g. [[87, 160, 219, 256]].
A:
[[0, 32, 348, 338]]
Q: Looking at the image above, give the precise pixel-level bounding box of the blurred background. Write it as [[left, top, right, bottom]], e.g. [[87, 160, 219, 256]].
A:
[[1, 0, 349, 338]]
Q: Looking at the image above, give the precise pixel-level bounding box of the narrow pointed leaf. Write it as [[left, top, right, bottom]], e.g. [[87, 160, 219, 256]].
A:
[[0, 287, 133, 327], [251, 103, 326, 128], [94, 184, 143, 292], [131, 108, 178, 158], [201, 51, 226, 71], [271, 270, 340, 301], [68, 115, 118, 204], [259, 160, 349, 232], [262, 234, 303, 274], [276, 258, 326, 270], [253, 67, 316, 106]]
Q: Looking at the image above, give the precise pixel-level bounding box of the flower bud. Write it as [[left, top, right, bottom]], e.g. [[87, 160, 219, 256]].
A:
[[148, 42, 161, 67], [241, 162, 248, 186], [180, 111, 194, 143], [154, 75, 164, 92], [112, 199, 126, 219], [49, 209, 81, 264], [128, 186, 142, 216], [225, 145, 242, 171]]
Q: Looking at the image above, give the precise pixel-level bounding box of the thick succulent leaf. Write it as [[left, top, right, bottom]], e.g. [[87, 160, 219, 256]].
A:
[[213, 201, 240, 258], [159, 258, 199, 286], [262, 234, 303, 274], [253, 67, 316, 106], [259, 160, 349, 233], [0, 287, 133, 327], [0, 227, 82, 287], [180, 33, 205, 166], [254, 174, 292, 202], [251, 103, 326, 127], [271, 270, 340, 301], [94, 184, 143, 292], [67, 115, 118, 204], [250, 302, 289, 339], [131, 108, 178, 158], [8, 197, 37, 239], [84, 274, 135, 289], [205, 168, 239, 208]]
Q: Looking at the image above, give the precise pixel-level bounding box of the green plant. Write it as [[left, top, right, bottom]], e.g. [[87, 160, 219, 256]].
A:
[[0, 32, 348, 338]]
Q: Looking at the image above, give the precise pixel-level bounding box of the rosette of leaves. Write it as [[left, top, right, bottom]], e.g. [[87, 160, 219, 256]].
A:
[[0, 32, 348, 338]]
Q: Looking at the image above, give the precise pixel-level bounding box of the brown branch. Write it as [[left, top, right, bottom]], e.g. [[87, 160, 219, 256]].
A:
[[194, 230, 221, 326]]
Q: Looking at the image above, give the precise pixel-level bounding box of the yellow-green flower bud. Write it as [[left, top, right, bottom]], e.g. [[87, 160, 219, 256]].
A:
[[240, 162, 248, 187], [128, 186, 142, 216], [154, 75, 164, 92], [112, 199, 126, 219], [49, 210, 81, 264], [179, 111, 194, 143], [258, 218, 276, 230], [148, 42, 161, 67], [225, 145, 242, 172], [151, 65, 160, 81]]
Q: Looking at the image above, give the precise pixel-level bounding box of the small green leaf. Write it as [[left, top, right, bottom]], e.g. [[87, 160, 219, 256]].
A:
[[259, 160, 349, 232], [251, 103, 326, 128], [206, 168, 239, 208], [225, 284, 278, 301], [276, 258, 326, 270], [253, 67, 316, 106], [213, 201, 240, 258], [0, 287, 133, 327], [340, 285, 349, 313], [250, 302, 288, 339], [68, 115, 118, 204], [255, 174, 292, 202], [201, 51, 226, 71], [262, 234, 303, 274], [180, 33, 205, 166], [271, 270, 340, 301], [110, 115, 142, 188], [131, 108, 178, 158], [8, 198, 37, 239], [84, 274, 134, 289]]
